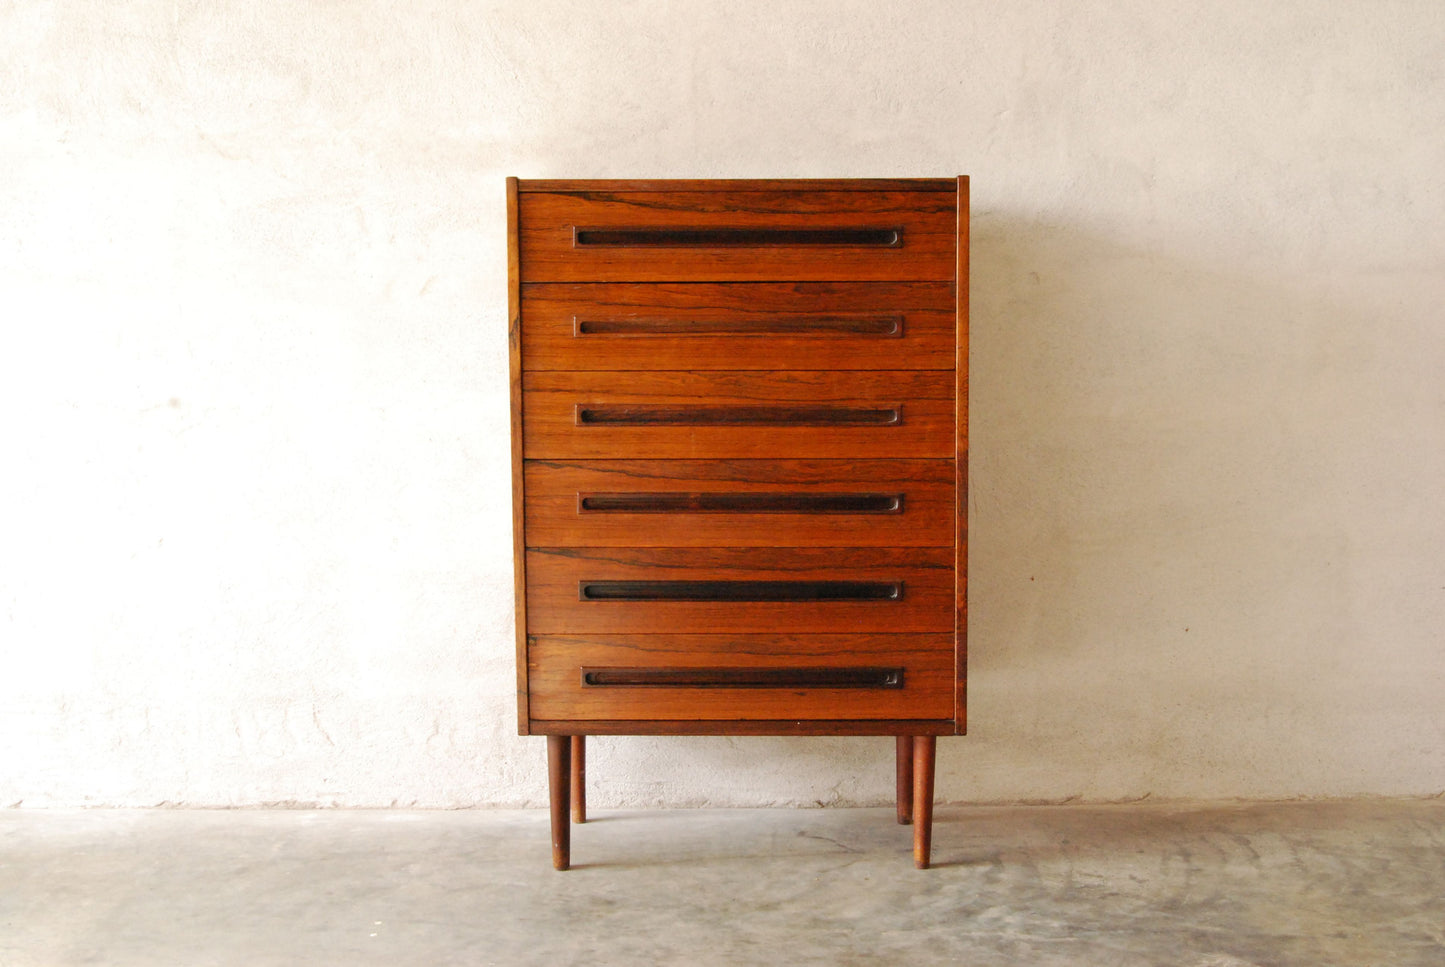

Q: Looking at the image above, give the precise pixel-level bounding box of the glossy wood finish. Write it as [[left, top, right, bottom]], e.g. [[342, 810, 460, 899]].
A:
[[522, 282, 956, 371], [510, 177, 967, 869], [517, 178, 958, 193], [525, 546, 954, 635], [518, 190, 956, 282], [955, 175, 970, 733], [528, 633, 953, 721], [547, 735, 570, 870], [507, 177, 531, 735], [524, 459, 954, 548], [570, 735, 586, 825], [913, 735, 937, 868], [523, 370, 955, 460], [527, 718, 956, 736], [896, 735, 914, 825]]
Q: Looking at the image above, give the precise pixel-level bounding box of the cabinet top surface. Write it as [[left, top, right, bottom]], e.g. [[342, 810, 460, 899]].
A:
[[515, 178, 963, 193]]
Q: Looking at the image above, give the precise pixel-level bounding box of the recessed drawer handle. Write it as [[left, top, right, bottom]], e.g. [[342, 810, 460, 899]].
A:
[[573, 227, 903, 248], [578, 580, 904, 602], [573, 316, 903, 337], [575, 405, 902, 427], [578, 492, 904, 514], [581, 667, 905, 689]]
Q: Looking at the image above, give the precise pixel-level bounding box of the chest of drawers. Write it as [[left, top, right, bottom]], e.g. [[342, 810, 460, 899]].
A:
[[507, 177, 968, 869]]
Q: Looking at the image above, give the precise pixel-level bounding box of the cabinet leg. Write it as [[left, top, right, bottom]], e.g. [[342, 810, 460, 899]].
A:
[[546, 735, 571, 871], [895, 735, 914, 824], [570, 735, 586, 824], [912, 735, 936, 869]]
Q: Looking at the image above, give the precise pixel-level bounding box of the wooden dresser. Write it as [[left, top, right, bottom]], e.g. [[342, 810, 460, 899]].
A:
[[507, 177, 967, 869]]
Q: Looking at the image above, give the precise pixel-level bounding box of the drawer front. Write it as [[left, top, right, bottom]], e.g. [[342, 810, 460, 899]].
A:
[[522, 370, 956, 460], [521, 282, 956, 372], [525, 546, 955, 635], [524, 459, 955, 548], [517, 189, 956, 282], [528, 633, 954, 721]]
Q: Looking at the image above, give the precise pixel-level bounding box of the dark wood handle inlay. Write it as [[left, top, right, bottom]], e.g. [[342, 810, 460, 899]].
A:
[[573, 227, 903, 248], [573, 316, 903, 337], [578, 580, 904, 602], [578, 492, 904, 514], [575, 405, 902, 427], [581, 667, 905, 689]]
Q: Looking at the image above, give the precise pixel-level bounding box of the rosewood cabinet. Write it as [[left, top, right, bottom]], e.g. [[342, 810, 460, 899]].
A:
[[507, 177, 968, 869]]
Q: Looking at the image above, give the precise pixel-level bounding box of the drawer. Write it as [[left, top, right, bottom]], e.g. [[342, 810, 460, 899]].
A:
[[521, 282, 957, 371], [516, 188, 956, 282], [523, 459, 955, 547], [527, 633, 954, 722], [521, 370, 956, 460], [525, 546, 955, 635]]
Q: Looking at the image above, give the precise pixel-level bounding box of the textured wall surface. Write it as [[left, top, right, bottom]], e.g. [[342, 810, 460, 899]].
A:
[[2, 1, 1442, 808]]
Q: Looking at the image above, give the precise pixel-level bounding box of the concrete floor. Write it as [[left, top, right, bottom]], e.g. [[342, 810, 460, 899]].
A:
[[1, 801, 1442, 966]]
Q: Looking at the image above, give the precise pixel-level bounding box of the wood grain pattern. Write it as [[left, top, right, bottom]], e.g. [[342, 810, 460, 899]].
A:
[[523, 370, 955, 460], [896, 735, 914, 824], [517, 178, 958, 193], [525, 546, 954, 634], [509, 177, 967, 869], [507, 176, 530, 735], [955, 175, 970, 734], [570, 735, 585, 824], [522, 282, 956, 371], [524, 459, 954, 547], [547, 735, 570, 869], [528, 633, 952, 721], [527, 719, 956, 736], [913, 735, 936, 868], [518, 190, 956, 282]]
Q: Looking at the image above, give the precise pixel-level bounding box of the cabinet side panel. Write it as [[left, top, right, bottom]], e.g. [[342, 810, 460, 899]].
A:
[[508, 177, 530, 734], [956, 176, 969, 735]]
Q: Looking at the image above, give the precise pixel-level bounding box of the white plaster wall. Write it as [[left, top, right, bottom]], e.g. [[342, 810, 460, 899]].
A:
[[2, 1, 1442, 808]]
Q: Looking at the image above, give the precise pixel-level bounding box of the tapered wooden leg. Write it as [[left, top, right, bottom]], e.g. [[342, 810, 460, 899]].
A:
[[912, 735, 936, 869], [895, 735, 914, 824], [546, 735, 571, 870], [570, 735, 586, 824]]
